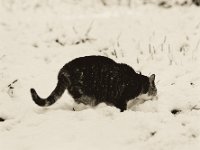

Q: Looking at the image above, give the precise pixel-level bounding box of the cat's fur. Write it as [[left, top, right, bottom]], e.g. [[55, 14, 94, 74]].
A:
[[30, 55, 157, 112]]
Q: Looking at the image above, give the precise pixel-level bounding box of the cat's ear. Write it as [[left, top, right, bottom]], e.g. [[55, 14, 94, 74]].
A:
[[149, 74, 155, 83]]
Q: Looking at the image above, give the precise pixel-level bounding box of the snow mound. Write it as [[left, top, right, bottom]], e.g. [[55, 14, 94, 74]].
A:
[[1, 1, 200, 150]]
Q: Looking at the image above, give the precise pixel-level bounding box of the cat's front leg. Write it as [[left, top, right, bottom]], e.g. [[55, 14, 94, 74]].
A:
[[114, 101, 127, 112]]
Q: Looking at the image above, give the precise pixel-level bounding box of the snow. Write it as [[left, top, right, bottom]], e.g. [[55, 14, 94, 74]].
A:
[[1, 0, 200, 149]]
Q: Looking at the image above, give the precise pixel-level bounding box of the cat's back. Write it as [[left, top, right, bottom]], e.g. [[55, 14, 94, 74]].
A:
[[69, 55, 116, 66], [61, 55, 116, 71]]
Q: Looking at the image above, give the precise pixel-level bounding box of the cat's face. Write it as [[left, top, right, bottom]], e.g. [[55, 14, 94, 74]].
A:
[[148, 74, 157, 97], [139, 74, 157, 101]]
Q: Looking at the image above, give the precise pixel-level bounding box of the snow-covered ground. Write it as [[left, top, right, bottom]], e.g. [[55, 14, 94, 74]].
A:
[[1, 0, 200, 150]]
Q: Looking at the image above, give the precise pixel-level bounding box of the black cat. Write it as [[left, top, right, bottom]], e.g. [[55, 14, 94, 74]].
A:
[[30, 55, 157, 112]]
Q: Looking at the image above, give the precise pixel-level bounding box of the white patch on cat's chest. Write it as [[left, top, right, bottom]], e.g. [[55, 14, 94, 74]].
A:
[[127, 98, 145, 109], [127, 93, 157, 109], [137, 93, 153, 101]]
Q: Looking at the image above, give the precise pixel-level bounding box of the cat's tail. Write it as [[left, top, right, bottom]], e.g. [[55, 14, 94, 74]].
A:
[[30, 80, 66, 107]]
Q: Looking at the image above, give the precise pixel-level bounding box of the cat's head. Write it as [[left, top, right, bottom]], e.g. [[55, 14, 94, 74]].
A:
[[148, 74, 157, 97], [138, 74, 157, 100]]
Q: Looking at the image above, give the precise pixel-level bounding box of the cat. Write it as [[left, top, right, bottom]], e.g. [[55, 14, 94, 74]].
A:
[[30, 55, 157, 112]]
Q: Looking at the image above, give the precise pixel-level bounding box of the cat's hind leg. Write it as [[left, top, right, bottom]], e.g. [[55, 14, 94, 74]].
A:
[[73, 95, 96, 111], [73, 102, 91, 111]]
